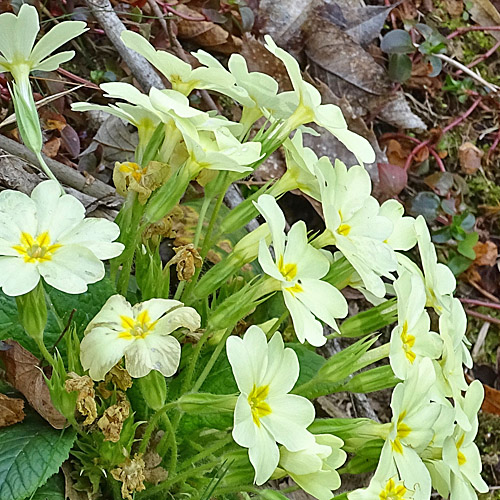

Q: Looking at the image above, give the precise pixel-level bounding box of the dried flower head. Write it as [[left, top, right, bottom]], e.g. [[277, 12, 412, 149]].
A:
[[65, 372, 97, 425], [111, 453, 146, 500], [167, 244, 202, 281]]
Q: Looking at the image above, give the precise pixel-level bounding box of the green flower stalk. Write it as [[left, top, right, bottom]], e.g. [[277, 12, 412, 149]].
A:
[[0, 5, 87, 183]]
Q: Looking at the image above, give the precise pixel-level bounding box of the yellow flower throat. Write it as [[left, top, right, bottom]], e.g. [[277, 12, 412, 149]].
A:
[[379, 478, 407, 500], [12, 232, 61, 263], [277, 255, 303, 295], [400, 321, 416, 364], [248, 384, 272, 427], [118, 310, 158, 340]]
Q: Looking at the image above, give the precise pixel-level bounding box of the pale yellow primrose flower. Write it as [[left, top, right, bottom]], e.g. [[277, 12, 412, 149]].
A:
[[277, 434, 346, 500], [263, 35, 375, 165], [315, 160, 397, 298], [427, 381, 488, 500], [121, 31, 246, 100], [80, 295, 200, 380], [390, 270, 442, 380], [432, 297, 474, 432], [226, 326, 316, 485], [0, 180, 123, 296], [269, 129, 322, 200], [254, 194, 348, 346], [379, 199, 417, 251], [349, 475, 415, 500], [0, 4, 87, 97], [398, 216, 456, 314], [378, 359, 441, 500]]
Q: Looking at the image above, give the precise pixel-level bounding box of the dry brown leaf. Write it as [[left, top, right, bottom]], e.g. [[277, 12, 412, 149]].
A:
[[175, 4, 241, 54], [0, 393, 25, 427], [42, 137, 61, 158], [143, 451, 168, 485], [459, 142, 484, 174], [445, 0, 464, 16], [240, 35, 291, 91], [482, 382, 500, 415], [0, 340, 66, 429], [474, 241, 498, 267]]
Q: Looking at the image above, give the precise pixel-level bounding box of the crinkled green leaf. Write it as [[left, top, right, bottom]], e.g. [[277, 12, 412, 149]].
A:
[[31, 473, 65, 500], [0, 412, 75, 500]]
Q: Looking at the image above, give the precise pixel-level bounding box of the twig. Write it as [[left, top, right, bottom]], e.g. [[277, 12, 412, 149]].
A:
[[469, 280, 500, 303], [460, 297, 500, 310], [57, 68, 101, 90], [0, 85, 84, 128], [0, 134, 120, 201], [442, 96, 483, 133], [488, 129, 500, 159], [158, 2, 206, 21], [456, 39, 500, 75], [84, 0, 164, 92], [448, 26, 500, 40], [433, 53, 499, 93], [465, 308, 500, 326]]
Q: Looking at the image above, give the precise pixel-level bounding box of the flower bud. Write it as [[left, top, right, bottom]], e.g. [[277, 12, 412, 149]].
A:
[[177, 393, 237, 414], [136, 370, 167, 411], [15, 281, 47, 341]]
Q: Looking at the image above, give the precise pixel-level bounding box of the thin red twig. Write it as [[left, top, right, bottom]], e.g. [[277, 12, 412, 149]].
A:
[[460, 298, 500, 310], [465, 308, 500, 325], [442, 96, 483, 134], [488, 129, 500, 160], [447, 26, 500, 40], [455, 39, 500, 76], [57, 68, 100, 90]]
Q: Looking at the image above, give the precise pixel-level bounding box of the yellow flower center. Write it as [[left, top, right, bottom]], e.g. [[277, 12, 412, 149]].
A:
[[400, 321, 416, 364], [118, 310, 158, 340], [247, 384, 272, 427], [12, 231, 61, 263], [337, 210, 351, 236], [379, 478, 408, 500], [391, 411, 412, 454], [456, 434, 467, 466], [119, 162, 146, 182], [277, 255, 298, 281]]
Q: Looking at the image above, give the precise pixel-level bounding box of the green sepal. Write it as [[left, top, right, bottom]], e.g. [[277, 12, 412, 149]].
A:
[[342, 365, 400, 393], [340, 298, 397, 338]]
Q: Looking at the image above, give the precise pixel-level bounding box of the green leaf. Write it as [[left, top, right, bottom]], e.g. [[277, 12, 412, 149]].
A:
[[342, 365, 399, 393], [0, 278, 115, 359], [426, 55, 442, 76], [457, 232, 478, 259], [46, 277, 116, 336], [447, 252, 474, 276], [31, 473, 65, 500], [0, 412, 76, 500], [381, 29, 414, 54], [408, 191, 441, 222], [388, 53, 412, 83]]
